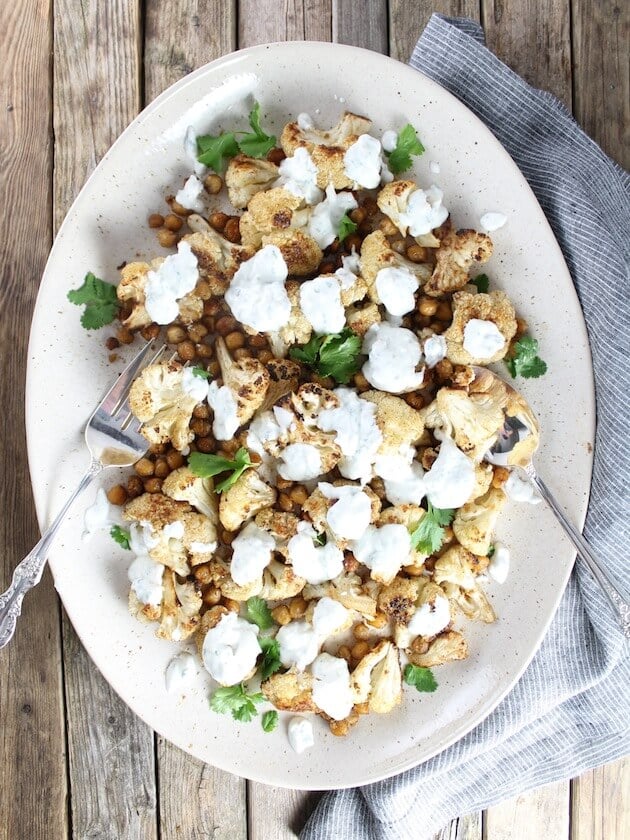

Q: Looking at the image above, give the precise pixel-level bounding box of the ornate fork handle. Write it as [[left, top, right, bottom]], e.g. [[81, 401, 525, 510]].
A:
[[0, 460, 102, 649], [523, 464, 630, 639]]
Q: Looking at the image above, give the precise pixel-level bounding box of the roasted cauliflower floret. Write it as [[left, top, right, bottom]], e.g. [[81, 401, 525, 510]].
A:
[[408, 630, 468, 668], [254, 508, 300, 546], [378, 503, 425, 531], [215, 337, 270, 427], [124, 493, 192, 574], [180, 511, 218, 562], [259, 558, 306, 600], [452, 487, 507, 555], [281, 111, 373, 190], [239, 187, 309, 248], [303, 572, 377, 619], [350, 640, 402, 713], [442, 580, 496, 623], [377, 576, 419, 625], [302, 483, 381, 547], [424, 225, 493, 297], [128, 589, 161, 623], [267, 280, 313, 357], [219, 468, 277, 532], [345, 302, 382, 337], [423, 387, 506, 463], [116, 259, 203, 329], [469, 463, 494, 502], [433, 544, 478, 591], [443, 290, 518, 365], [183, 214, 254, 296], [260, 358, 301, 411], [261, 670, 317, 712], [361, 390, 425, 459], [262, 229, 323, 276], [377, 180, 446, 241], [162, 466, 219, 525], [157, 570, 202, 641], [225, 154, 280, 209], [128, 360, 199, 451], [359, 231, 431, 302]]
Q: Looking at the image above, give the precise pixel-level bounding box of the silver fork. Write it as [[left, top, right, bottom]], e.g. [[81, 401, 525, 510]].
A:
[[0, 340, 165, 648]]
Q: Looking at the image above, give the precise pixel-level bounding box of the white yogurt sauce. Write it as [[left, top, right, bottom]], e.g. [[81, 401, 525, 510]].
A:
[[399, 185, 449, 236], [201, 611, 261, 685], [145, 240, 199, 325], [480, 212, 507, 231], [334, 250, 362, 289], [288, 717, 314, 754], [189, 540, 218, 554], [299, 275, 345, 334], [162, 520, 185, 540], [184, 125, 207, 177], [287, 523, 344, 585], [207, 380, 240, 440], [165, 651, 197, 695], [373, 450, 414, 480], [311, 653, 354, 720], [352, 524, 411, 583], [463, 319, 505, 360], [362, 322, 425, 394], [182, 366, 210, 402], [225, 245, 291, 333], [343, 134, 383, 189], [128, 555, 164, 606], [488, 541, 510, 583], [311, 597, 350, 637], [407, 595, 451, 638], [82, 488, 115, 541], [423, 436, 476, 509], [278, 443, 323, 481], [317, 388, 382, 482], [423, 334, 447, 368], [129, 521, 159, 555], [277, 147, 323, 205], [375, 266, 419, 316], [175, 174, 206, 213], [230, 521, 275, 586], [381, 130, 398, 152], [319, 483, 373, 540], [504, 470, 541, 504], [277, 620, 320, 670], [429, 160, 441, 174], [383, 460, 426, 506], [308, 184, 357, 249], [297, 112, 314, 130]]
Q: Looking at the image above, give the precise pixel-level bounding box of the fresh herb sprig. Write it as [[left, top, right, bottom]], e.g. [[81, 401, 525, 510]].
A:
[[505, 336, 548, 379], [385, 124, 425, 174], [471, 273, 489, 293], [110, 525, 131, 550], [209, 684, 264, 723], [188, 448, 253, 493], [404, 664, 438, 693], [190, 365, 212, 380], [337, 213, 357, 243], [196, 102, 276, 171], [409, 503, 455, 556], [258, 637, 282, 680], [261, 710, 279, 733], [67, 272, 119, 330], [290, 328, 362, 385], [246, 597, 275, 631]]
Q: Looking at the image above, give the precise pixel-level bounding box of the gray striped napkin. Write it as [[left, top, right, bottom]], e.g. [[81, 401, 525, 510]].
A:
[[302, 15, 630, 840]]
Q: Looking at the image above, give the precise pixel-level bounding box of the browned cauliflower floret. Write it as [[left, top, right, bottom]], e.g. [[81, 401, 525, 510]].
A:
[[433, 544, 478, 591], [470, 463, 494, 502], [424, 225, 493, 297], [303, 572, 377, 619], [378, 503, 424, 530], [261, 670, 317, 712], [258, 558, 306, 600], [442, 580, 496, 623], [239, 187, 309, 248], [408, 630, 469, 667], [350, 640, 402, 713], [377, 181, 444, 244], [162, 466, 218, 524], [377, 576, 419, 625], [225, 154, 280, 209], [452, 487, 507, 555], [423, 387, 507, 463], [214, 337, 270, 427], [280, 111, 373, 190], [183, 214, 254, 296], [157, 570, 202, 641], [254, 509, 300, 555], [128, 589, 161, 623], [219, 468, 277, 532], [260, 358, 301, 411], [359, 231, 432, 303], [361, 390, 425, 459], [116, 260, 202, 329], [302, 482, 381, 548], [267, 280, 313, 357], [345, 302, 382, 337], [443, 290, 517, 365], [180, 510, 218, 562], [262, 229, 323, 276], [128, 360, 199, 452]]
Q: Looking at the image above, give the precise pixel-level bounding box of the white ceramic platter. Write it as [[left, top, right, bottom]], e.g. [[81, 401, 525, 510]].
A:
[[26, 42, 594, 789]]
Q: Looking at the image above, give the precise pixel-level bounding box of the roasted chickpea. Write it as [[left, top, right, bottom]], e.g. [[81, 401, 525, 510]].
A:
[[164, 213, 183, 232], [157, 229, 178, 248], [143, 477, 162, 493], [209, 211, 229, 231], [204, 173, 223, 194], [134, 457, 155, 477], [166, 449, 185, 470], [417, 297, 438, 317], [154, 458, 170, 479], [148, 213, 164, 228], [224, 331, 245, 351], [106, 484, 127, 506], [271, 605, 291, 626], [177, 339, 196, 361], [166, 324, 187, 344]]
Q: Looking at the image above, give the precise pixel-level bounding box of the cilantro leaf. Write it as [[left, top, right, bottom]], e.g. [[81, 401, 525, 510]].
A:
[[261, 710, 279, 733], [290, 328, 362, 385], [246, 596, 275, 630], [337, 213, 357, 243], [190, 366, 212, 380], [67, 272, 119, 330], [487, 544, 495, 558], [196, 132, 240, 172], [409, 502, 454, 555], [313, 532, 327, 547], [385, 124, 425, 174], [237, 102, 276, 159], [471, 273, 489, 293], [404, 663, 438, 693], [110, 525, 131, 550], [505, 336, 548, 379], [209, 684, 264, 722], [188, 448, 253, 493], [258, 637, 282, 680]]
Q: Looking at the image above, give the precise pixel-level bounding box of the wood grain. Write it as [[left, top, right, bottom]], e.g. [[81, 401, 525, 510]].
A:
[[388, 0, 480, 63], [484, 781, 570, 840], [571, 0, 629, 169], [248, 788, 324, 840], [53, 2, 157, 838], [571, 758, 630, 840], [238, 0, 332, 46], [0, 1, 67, 839], [435, 813, 482, 840], [332, 0, 388, 53]]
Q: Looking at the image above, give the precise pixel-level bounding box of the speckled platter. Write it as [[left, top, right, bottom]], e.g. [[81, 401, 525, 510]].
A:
[[26, 42, 595, 789]]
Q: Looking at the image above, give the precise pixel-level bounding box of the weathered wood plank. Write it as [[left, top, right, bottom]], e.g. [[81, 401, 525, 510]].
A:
[[434, 812, 482, 840], [238, 0, 332, 46], [571, 758, 630, 840], [484, 781, 570, 840], [53, 2, 158, 838], [332, 0, 388, 53], [389, 1, 480, 63], [571, 0, 629, 169], [0, 1, 67, 839], [482, 0, 572, 107], [248, 788, 324, 840]]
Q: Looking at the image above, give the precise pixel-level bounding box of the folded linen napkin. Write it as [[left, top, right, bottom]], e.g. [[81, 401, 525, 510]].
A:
[[302, 15, 630, 840]]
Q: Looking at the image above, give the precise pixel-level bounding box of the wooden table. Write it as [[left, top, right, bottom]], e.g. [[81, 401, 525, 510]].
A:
[[1, 2, 627, 838]]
